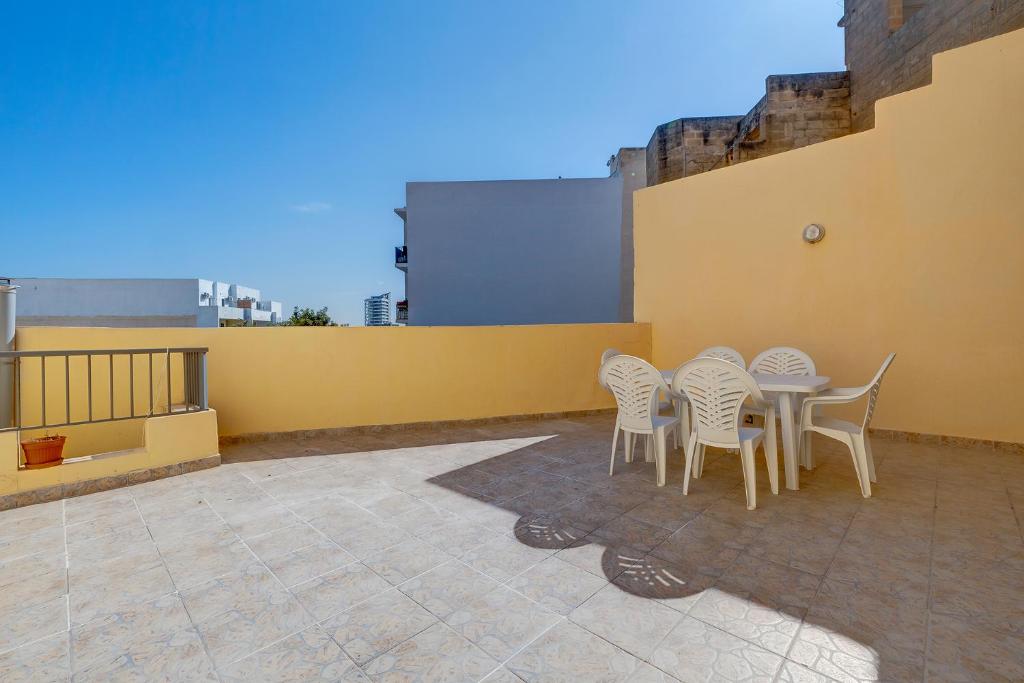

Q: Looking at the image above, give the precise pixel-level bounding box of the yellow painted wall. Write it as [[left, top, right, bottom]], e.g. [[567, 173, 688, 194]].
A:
[[634, 29, 1024, 443], [14, 324, 650, 453], [1, 410, 218, 495]]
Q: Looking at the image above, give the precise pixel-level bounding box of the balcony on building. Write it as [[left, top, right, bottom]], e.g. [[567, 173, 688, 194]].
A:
[[395, 245, 408, 271]]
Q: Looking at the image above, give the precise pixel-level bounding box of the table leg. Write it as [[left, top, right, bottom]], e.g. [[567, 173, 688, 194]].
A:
[[779, 392, 799, 490], [802, 399, 815, 470]]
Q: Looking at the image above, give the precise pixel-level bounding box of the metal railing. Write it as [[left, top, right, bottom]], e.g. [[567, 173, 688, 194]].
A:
[[395, 245, 408, 265], [0, 347, 208, 432]]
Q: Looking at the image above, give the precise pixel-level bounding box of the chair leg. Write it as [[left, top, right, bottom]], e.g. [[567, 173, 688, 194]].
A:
[[679, 403, 691, 455], [609, 425, 620, 476], [863, 435, 877, 483], [763, 440, 779, 496], [624, 433, 634, 463], [852, 435, 872, 498], [682, 438, 697, 495], [696, 444, 706, 478], [739, 441, 757, 510], [654, 428, 667, 487]]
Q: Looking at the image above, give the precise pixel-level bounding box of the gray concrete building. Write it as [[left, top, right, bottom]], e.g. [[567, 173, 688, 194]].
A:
[[393, 149, 645, 327], [11, 278, 282, 327]]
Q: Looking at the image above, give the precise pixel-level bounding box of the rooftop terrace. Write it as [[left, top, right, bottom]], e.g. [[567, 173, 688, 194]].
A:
[[1, 414, 1021, 681]]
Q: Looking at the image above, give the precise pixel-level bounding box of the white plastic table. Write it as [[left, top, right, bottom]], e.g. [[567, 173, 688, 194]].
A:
[[661, 370, 829, 490], [751, 373, 830, 490]]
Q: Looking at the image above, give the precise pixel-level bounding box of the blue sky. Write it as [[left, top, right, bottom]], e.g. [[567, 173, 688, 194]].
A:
[[0, 2, 845, 325]]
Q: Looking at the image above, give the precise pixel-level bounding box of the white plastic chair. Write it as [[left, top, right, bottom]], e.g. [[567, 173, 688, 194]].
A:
[[697, 346, 746, 368], [599, 355, 681, 486], [797, 353, 895, 498], [657, 347, 742, 453], [672, 358, 778, 510], [748, 347, 816, 376]]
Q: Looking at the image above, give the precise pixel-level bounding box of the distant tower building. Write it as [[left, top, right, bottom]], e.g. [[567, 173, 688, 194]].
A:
[[363, 292, 391, 326]]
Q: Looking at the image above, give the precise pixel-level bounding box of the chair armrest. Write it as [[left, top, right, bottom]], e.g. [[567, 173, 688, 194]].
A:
[[801, 386, 869, 408]]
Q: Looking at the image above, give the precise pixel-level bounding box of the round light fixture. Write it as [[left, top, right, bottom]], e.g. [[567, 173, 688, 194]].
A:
[[802, 224, 826, 244]]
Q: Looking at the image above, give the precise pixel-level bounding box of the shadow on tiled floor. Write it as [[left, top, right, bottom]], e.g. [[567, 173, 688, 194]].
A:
[[0, 414, 1021, 681]]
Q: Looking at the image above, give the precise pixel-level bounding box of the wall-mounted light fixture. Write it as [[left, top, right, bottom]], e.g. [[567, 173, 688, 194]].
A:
[[802, 224, 826, 244]]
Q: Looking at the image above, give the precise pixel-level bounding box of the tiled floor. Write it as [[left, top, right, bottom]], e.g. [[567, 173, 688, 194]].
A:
[[0, 414, 1022, 682]]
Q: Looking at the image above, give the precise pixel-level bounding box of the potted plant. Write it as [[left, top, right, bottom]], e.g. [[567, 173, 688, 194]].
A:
[[20, 434, 66, 469]]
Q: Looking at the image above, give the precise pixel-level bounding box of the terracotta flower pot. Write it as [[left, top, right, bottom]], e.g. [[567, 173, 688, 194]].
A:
[[20, 435, 66, 469]]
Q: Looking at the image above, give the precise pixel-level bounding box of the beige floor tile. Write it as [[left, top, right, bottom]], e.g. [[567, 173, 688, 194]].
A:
[[265, 539, 356, 587], [362, 538, 453, 586], [446, 584, 561, 660], [74, 627, 217, 682], [507, 620, 639, 682], [70, 593, 196, 673], [482, 667, 526, 683], [142, 503, 227, 543], [649, 516, 753, 577], [398, 559, 502, 619], [219, 624, 366, 682], [0, 526, 65, 564], [179, 562, 314, 667], [512, 516, 589, 550], [159, 526, 255, 590], [322, 588, 437, 665], [64, 507, 146, 545], [775, 659, 840, 682], [0, 632, 69, 682], [555, 536, 645, 580], [412, 517, 503, 559], [69, 559, 175, 626], [591, 515, 674, 553], [744, 518, 845, 576], [292, 562, 391, 621], [612, 554, 716, 614], [461, 534, 553, 582], [689, 553, 822, 655], [0, 595, 68, 652], [570, 583, 682, 659], [649, 616, 783, 682], [362, 622, 497, 681], [245, 522, 325, 561], [790, 578, 926, 683], [925, 611, 1024, 683], [506, 556, 606, 616]]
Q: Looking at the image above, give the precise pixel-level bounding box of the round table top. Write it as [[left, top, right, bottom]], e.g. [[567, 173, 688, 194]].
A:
[[661, 369, 830, 393]]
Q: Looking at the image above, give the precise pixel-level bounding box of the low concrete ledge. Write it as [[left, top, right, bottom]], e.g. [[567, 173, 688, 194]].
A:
[[870, 427, 1023, 455], [219, 408, 616, 446], [0, 454, 219, 511], [0, 409, 220, 510]]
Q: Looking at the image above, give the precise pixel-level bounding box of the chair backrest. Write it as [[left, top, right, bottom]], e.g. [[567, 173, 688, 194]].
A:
[[697, 346, 746, 368], [598, 348, 623, 389], [749, 347, 816, 376], [862, 352, 896, 430], [671, 357, 766, 448], [598, 355, 666, 432]]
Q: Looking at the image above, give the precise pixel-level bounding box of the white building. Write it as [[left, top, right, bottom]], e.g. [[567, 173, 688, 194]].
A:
[[393, 148, 645, 326], [363, 293, 392, 326], [12, 278, 283, 327]]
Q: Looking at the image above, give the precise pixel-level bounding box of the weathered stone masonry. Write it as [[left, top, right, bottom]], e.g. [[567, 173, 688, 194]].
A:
[[643, 0, 1024, 185], [843, 0, 1024, 131]]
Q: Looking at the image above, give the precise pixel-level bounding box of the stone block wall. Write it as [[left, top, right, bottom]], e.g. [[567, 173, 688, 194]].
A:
[[645, 116, 743, 185], [726, 72, 852, 165], [842, 0, 1024, 131]]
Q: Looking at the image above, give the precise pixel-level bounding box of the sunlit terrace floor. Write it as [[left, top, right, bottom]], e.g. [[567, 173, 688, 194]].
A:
[[0, 414, 1022, 682]]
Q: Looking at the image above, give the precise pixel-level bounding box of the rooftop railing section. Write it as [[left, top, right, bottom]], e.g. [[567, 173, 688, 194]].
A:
[[0, 347, 209, 432]]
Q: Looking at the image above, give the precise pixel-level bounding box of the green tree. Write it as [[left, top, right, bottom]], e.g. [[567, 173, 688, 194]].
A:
[[282, 306, 336, 326]]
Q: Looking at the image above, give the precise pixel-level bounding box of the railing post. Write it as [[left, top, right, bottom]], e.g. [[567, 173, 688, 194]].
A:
[[199, 351, 208, 410]]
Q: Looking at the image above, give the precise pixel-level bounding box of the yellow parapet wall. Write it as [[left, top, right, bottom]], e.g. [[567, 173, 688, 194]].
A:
[[0, 409, 219, 497], [14, 324, 651, 452], [634, 29, 1024, 444]]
